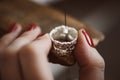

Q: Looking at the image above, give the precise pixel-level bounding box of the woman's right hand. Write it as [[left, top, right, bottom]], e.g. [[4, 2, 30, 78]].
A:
[[74, 29, 105, 80]]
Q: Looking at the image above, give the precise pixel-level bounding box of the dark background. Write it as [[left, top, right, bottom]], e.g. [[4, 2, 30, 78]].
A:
[[51, 0, 120, 80]]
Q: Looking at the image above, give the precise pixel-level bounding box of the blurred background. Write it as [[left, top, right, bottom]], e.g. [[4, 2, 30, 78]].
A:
[[31, 0, 120, 80]]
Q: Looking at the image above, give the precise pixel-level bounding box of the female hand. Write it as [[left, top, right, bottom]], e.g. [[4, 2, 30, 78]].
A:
[[0, 23, 53, 80], [74, 29, 105, 80], [0, 23, 105, 80]]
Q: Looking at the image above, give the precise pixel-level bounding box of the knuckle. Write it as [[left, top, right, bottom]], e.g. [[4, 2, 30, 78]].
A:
[[91, 49, 105, 69], [97, 58, 105, 69], [19, 44, 36, 58], [90, 57, 105, 70], [2, 48, 15, 63]]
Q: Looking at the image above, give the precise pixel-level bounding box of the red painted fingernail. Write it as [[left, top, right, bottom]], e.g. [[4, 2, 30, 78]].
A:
[[37, 33, 45, 38], [27, 24, 37, 31], [7, 23, 18, 33], [82, 29, 94, 47]]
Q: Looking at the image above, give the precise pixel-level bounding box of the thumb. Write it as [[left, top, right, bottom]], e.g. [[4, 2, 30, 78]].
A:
[[74, 29, 105, 69]]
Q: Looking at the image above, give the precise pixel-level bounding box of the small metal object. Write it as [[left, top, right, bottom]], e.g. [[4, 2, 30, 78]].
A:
[[49, 25, 78, 56], [49, 11, 78, 66]]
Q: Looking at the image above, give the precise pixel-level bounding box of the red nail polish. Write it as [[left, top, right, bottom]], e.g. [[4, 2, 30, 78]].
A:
[[82, 29, 94, 47], [27, 24, 37, 31], [7, 23, 17, 33], [37, 33, 45, 38]]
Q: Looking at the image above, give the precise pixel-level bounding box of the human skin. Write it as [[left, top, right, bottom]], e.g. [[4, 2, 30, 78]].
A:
[[0, 23, 105, 80], [74, 29, 105, 80]]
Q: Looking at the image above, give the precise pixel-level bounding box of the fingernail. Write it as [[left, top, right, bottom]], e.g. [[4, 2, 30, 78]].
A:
[[37, 34, 49, 39], [82, 29, 94, 47], [27, 24, 37, 31], [7, 23, 18, 33], [37, 33, 45, 38], [42, 33, 48, 37]]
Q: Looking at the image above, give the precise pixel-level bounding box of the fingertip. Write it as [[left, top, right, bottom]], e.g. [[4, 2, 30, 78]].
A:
[[15, 23, 22, 32], [26, 24, 41, 30], [45, 33, 52, 42], [74, 29, 104, 70], [74, 29, 93, 65], [6, 23, 22, 34], [37, 33, 51, 43], [36, 26, 42, 35], [34, 33, 52, 54], [42, 33, 49, 38], [77, 29, 90, 48], [0, 23, 22, 46], [41, 33, 52, 47]]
